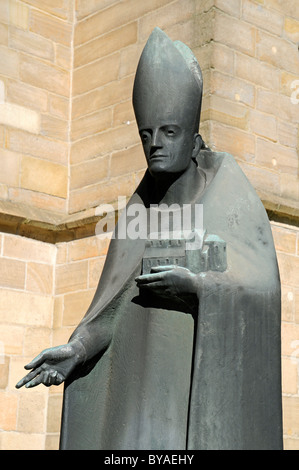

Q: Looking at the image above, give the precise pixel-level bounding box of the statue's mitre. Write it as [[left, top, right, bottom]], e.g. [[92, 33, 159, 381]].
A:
[[133, 28, 203, 132]]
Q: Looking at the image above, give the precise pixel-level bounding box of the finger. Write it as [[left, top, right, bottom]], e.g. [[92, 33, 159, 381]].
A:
[[25, 371, 49, 388], [15, 367, 42, 389], [151, 265, 176, 272], [24, 350, 50, 370], [138, 281, 165, 291], [136, 273, 165, 284]]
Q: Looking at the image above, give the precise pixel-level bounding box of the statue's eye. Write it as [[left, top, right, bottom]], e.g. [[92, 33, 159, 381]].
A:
[[164, 127, 177, 136], [141, 132, 150, 143]]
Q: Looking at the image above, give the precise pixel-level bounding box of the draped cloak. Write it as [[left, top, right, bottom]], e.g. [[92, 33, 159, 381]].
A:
[[59, 150, 283, 450]]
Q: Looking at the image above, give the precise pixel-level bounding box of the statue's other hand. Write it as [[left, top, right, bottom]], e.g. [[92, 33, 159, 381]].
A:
[[15, 340, 85, 389], [135, 265, 198, 297]]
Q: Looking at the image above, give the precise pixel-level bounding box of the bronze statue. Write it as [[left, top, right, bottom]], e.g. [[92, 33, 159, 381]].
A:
[[16, 28, 283, 450]]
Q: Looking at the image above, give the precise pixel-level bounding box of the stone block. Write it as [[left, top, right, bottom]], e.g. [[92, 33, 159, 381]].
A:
[[68, 236, 102, 261], [20, 54, 70, 97], [119, 43, 144, 79], [280, 71, 299, 98], [49, 94, 69, 120], [235, 52, 280, 91], [0, 357, 9, 389], [17, 392, 47, 433], [0, 183, 8, 199], [256, 30, 299, 76], [280, 174, 299, 205], [281, 285, 295, 322], [0, 431, 45, 450], [0, 148, 19, 186], [113, 100, 135, 127], [22, 0, 71, 20], [266, 0, 299, 19], [71, 108, 112, 141], [47, 394, 63, 433], [242, 0, 283, 35], [110, 143, 146, 177], [63, 289, 95, 326], [56, 243, 67, 264], [26, 262, 54, 295], [41, 114, 68, 141], [282, 356, 298, 395], [69, 174, 135, 213], [0, 23, 8, 45], [0, 325, 23, 354], [45, 434, 60, 450], [249, 109, 277, 142], [8, 187, 67, 214], [71, 123, 139, 165], [0, 1, 9, 24], [238, 161, 280, 195], [74, 0, 172, 46], [139, 0, 195, 42], [211, 71, 255, 107], [0, 102, 40, 134], [6, 128, 68, 164], [256, 138, 298, 176], [3, 234, 56, 264], [209, 121, 255, 162], [0, 257, 26, 289], [215, 0, 242, 16], [283, 396, 299, 437], [0, 45, 19, 78], [55, 260, 88, 294], [55, 44, 72, 70], [0, 289, 53, 326], [202, 95, 250, 131], [70, 156, 109, 191], [21, 156, 68, 198], [284, 17, 299, 43], [9, 26, 54, 62], [89, 257, 105, 288], [211, 43, 234, 75], [214, 11, 256, 57], [0, 391, 18, 431], [272, 224, 297, 254], [29, 8, 72, 46], [278, 253, 299, 290], [53, 295, 63, 328], [72, 75, 133, 120], [73, 52, 120, 96], [7, 80, 48, 113], [257, 89, 299, 124], [76, 0, 118, 20], [283, 439, 299, 451], [23, 326, 52, 358], [10, 0, 29, 30], [74, 22, 137, 68], [296, 290, 299, 325], [277, 121, 298, 149]]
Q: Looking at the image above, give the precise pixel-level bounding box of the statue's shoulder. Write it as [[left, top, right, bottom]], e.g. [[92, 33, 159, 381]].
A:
[[197, 149, 253, 190], [197, 149, 238, 173]]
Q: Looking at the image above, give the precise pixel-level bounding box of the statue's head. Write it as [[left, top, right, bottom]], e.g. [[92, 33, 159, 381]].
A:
[[133, 28, 203, 178]]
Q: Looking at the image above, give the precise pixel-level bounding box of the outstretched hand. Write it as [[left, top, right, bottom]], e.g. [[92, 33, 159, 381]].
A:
[[135, 265, 198, 297], [16, 341, 85, 389]]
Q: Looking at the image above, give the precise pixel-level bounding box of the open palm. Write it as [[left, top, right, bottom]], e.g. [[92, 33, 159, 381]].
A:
[[16, 342, 84, 389]]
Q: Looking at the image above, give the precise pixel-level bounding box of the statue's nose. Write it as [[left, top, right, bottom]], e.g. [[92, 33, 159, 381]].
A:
[[151, 129, 163, 149]]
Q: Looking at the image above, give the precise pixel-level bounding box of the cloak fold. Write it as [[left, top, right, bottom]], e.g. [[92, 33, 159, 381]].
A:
[[60, 151, 282, 450]]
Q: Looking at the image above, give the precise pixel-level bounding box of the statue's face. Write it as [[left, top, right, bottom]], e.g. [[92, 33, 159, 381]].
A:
[[139, 122, 195, 178]]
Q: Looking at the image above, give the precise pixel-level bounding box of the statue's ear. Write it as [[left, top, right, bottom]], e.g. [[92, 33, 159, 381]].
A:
[[192, 133, 202, 158]]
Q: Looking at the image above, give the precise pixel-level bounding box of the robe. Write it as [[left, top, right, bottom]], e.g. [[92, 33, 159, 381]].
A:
[[59, 150, 283, 450]]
